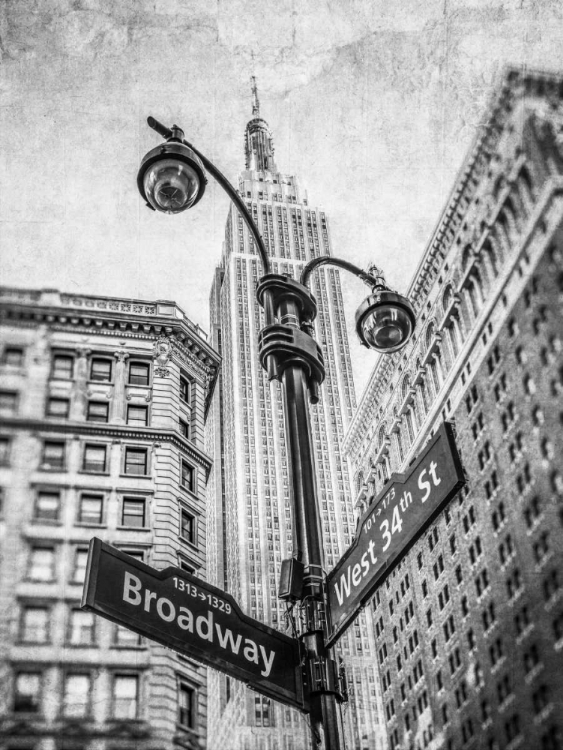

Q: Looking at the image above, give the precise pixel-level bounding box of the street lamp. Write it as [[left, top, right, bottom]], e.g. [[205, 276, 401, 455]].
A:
[[137, 117, 415, 750]]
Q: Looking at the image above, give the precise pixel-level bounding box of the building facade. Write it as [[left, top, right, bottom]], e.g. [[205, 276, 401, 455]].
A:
[[0, 288, 219, 750], [345, 69, 563, 750], [205, 85, 387, 750]]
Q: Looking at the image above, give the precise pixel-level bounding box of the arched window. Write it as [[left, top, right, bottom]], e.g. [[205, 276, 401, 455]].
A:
[[442, 285, 454, 313], [433, 347, 445, 389], [356, 470, 364, 494], [378, 424, 387, 450], [492, 175, 505, 200], [519, 165, 535, 206], [467, 269, 484, 317], [461, 245, 473, 273], [396, 430, 404, 463], [504, 195, 521, 232], [447, 317, 461, 358], [426, 323, 436, 352], [419, 378, 431, 413], [405, 406, 416, 443], [401, 375, 411, 402], [483, 239, 499, 277]]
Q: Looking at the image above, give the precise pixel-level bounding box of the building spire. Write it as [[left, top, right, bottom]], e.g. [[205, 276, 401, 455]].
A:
[[244, 76, 277, 173], [251, 75, 260, 117]]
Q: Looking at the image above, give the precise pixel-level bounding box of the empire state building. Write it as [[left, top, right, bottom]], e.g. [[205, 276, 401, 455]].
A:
[[205, 80, 387, 750]]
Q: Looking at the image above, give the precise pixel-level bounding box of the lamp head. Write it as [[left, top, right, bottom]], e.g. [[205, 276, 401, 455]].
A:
[[355, 290, 415, 352], [137, 141, 207, 214]]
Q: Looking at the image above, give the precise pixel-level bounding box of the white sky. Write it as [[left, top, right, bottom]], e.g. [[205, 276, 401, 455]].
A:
[[1, 0, 562, 394]]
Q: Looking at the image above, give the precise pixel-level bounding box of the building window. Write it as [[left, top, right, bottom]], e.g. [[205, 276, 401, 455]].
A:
[[181, 460, 195, 492], [41, 440, 65, 470], [254, 696, 271, 727], [78, 493, 103, 525], [72, 547, 89, 584], [121, 548, 145, 563], [114, 625, 142, 647], [0, 436, 10, 465], [87, 401, 109, 423], [127, 405, 148, 427], [178, 556, 197, 574], [62, 674, 91, 718], [180, 508, 196, 545], [13, 672, 42, 713], [34, 490, 61, 522], [68, 609, 95, 646], [28, 546, 55, 581], [112, 675, 139, 719], [46, 397, 70, 419], [129, 362, 150, 386], [124, 447, 148, 475], [180, 376, 191, 404], [179, 419, 190, 439], [90, 357, 112, 382], [0, 391, 18, 415], [52, 354, 74, 379], [20, 606, 50, 643], [178, 680, 196, 729], [83, 444, 107, 473], [122, 497, 146, 528], [3, 346, 24, 366]]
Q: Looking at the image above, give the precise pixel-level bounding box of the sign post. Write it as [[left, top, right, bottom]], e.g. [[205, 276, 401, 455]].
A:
[[326, 423, 465, 646], [82, 539, 307, 711]]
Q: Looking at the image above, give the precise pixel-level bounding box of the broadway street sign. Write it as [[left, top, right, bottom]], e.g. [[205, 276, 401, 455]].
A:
[[82, 539, 307, 711], [326, 422, 465, 647]]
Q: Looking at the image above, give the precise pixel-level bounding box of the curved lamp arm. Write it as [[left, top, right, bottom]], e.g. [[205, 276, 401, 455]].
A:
[[188, 142, 272, 277], [300, 256, 383, 290], [147, 117, 271, 277]]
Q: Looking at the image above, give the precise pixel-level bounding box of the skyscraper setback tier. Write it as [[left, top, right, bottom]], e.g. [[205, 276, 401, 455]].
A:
[[205, 85, 388, 749], [0, 289, 219, 750], [345, 68, 563, 750]]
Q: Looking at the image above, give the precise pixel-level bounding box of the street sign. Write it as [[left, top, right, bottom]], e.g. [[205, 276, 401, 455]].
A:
[[82, 539, 307, 711], [326, 422, 465, 647]]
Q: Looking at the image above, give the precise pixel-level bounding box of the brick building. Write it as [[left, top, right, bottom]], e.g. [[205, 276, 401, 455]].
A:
[[344, 69, 563, 749], [0, 288, 219, 750]]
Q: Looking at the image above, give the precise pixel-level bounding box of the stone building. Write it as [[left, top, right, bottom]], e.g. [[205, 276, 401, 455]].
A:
[[0, 288, 219, 750], [205, 82, 386, 750], [344, 68, 563, 750]]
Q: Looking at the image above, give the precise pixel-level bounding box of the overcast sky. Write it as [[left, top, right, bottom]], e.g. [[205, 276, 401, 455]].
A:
[[1, 0, 562, 394]]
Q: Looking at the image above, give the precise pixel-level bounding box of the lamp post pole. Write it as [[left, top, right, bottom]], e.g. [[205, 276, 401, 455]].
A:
[[137, 117, 416, 750]]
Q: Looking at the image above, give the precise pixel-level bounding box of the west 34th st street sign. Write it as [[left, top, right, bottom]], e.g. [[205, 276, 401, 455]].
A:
[[82, 539, 308, 711], [326, 422, 465, 647]]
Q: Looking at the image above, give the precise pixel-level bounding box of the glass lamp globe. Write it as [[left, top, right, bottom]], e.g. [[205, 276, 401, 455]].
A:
[[137, 143, 206, 214], [355, 291, 415, 353]]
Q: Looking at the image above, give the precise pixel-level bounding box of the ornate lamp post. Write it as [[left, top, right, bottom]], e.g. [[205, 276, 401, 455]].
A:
[[137, 118, 415, 750]]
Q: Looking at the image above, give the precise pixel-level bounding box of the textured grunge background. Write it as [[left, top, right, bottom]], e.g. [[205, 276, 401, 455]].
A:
[[0, 0, 562, 389]]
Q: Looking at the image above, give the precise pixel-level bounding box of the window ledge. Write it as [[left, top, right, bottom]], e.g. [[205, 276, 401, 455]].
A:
[[80, 470, 110, 476], [120, 473, 151, 479], [75, 522, 106, 529], [117, 525, 151, 532], [178, 537, 199, 552], [17, 639, 51, 646]]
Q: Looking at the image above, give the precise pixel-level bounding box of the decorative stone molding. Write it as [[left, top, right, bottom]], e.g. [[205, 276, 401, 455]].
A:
[[153, 334, 172, 377]]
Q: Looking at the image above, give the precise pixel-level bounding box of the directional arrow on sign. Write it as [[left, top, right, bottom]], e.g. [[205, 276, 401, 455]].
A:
[[82, 539, 308, 711]]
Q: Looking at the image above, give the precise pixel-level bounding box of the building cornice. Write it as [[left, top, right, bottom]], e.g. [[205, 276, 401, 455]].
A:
[[0, 287, 220, 370], [0, 417, 213, 474], [346, 66, 563, 457]]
